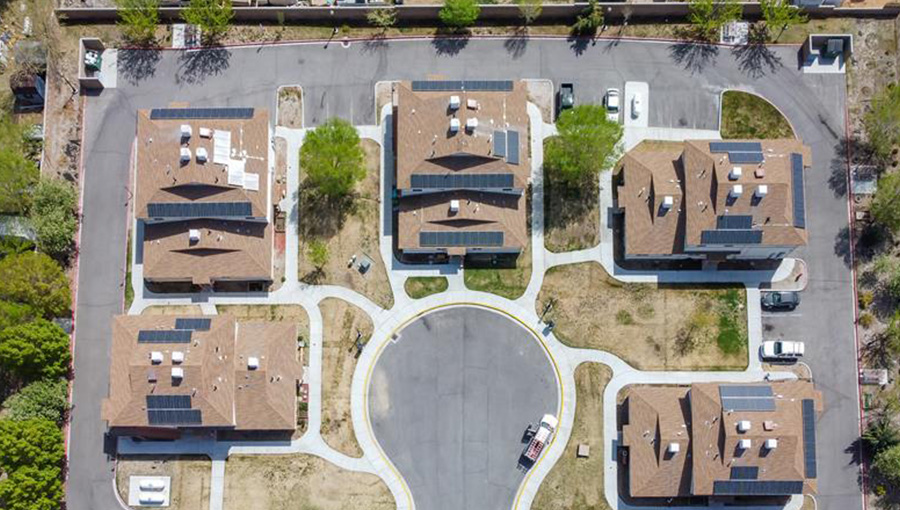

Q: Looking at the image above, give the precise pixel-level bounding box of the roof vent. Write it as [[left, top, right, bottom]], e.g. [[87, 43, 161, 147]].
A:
[[466, 117, 478, 132], [763, 420, 777, 431], [171, 351, 185, 364], [180, 124, 192, 139], [661, 195, 674, 210], [171, 367, 184, 380], [738, 438, 752, 450], [150, 351, 163, 364], [449, 95, 461, 110], [196, 147, 208, 163], [189, 229, 200, 244], [147, 369, 157, 382], [729, 167, 742, 180], [737, 420, 751, 432], [180, 147, 191, 164], [467, 98, 478, 110], [765, 438, 778, 450], [755, 185, 768, 199], [449, 118, 460, 133], [667, 442, 680, 455], [450, 199, 460, 213], [755, 168, 766, 179], [199, 127, 212, 138], [730, 184, 743, 199], [248, 357, 259, 370]]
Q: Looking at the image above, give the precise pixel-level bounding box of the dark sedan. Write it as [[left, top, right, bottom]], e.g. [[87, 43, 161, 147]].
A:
[[761, 291, 800, 311]]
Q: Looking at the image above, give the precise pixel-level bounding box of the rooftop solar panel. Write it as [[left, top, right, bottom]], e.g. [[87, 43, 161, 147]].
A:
[[700, 229, 763, 245], [419, 231, 504, 247], [147, 409, 203, 426], [792, 153, 807, 229], [709, 142, 763, 153], [150, 108, 254, 120], [493, 130, 507, 159], [507, 130, 520, 166], [713, 480, 804, 496], [410, 80, 515, 92], [802, 399, 818, 478], [137, 330, 193, 344], [716, 215, 753, 230], [146, 202, 253, 219], [721, 397, 776, 412], [719, 385, 773, 398], [728, 151, 765, 164], [146, 395, 192, 410], [175, 318, 212, 331], [410, 173, 515, 190], [730, 466, 760, 480]]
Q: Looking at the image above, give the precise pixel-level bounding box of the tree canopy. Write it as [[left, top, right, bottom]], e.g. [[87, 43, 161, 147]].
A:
[[876, 443, 900, 486], [864, 84, 900, 162], [1, 379, 70, 425], [0, 301, 37, 332], [117, 0, 160, 45], [0, 252, 71, 318], [759, 0, 806, 42], [688, 0, 743, 40], [31, 178, 78, 261], [0, 465, 63, 510], [0, 319, 71, 382], [572, 0, 604, 36], [367, 7, 398, 31], [300, 118, 365, 198], [182, 0, 234, 43], [0, 114, 38, 215], [0, 419, 65, 473], [439, 0, 481, 29], [516, 0, 542, 26], [871, 171, 900, 233], [544, 105, 623, 186]]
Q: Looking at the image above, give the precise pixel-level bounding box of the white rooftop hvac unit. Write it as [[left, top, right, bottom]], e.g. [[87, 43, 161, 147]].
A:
[[449, 118, 460, 133], [737, 420, 752, 432], [139, 479, 166, 492], [138, 493, 165, 505], [171, 367, 184, 380], [248, 357, 259, 370], [199, 127, 212, 138], [150, 351, 164, 364], [196, 147, 208, 163], [449, 95, 461, 110], [466, 117, 478, 132], [180, 124, 192, 139], [189, 229, 200, 243], [730, 184, 743, 199], [755, 185, 768, 199], [171, 351, 185, 364], [661, 195, 674, 210], [729, 167, 743, 180], [738, 438, 752, 450], [450, 199, 460, 213], [180, 147, 191, 164], [765, 438, 778, 450], [667, 442, 680, 455]]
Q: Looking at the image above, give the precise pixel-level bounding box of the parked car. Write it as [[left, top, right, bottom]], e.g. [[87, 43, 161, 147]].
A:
[[631, 92, 642, 119], [761, 340, 805, 360], [558, 83, 574, 115], [760, 291, 800, 311], [605, 88, 620, 122]]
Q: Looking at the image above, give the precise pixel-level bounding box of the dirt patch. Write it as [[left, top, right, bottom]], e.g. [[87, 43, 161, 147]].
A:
[[141, 305, 204, 315], [533, 363, 612, 510], [217, 304, 310, 338], [375, 81, 395, 125], [525, 80, 554, 125], [319, 298, 374, 458], [537, 262, 748, 371], [463, 241, 532, 300], [116, 455, 211, 510], [277, 86, 303, 129], [271, 136, 289, 291], [299, 139, 393, 310], [404, 276, 449, 299], [223, 454, 394, 510]]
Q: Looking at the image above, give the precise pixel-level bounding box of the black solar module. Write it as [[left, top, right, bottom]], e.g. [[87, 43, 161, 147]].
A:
[[150, 108, 254, 120], [146, 395, 192, 409], [700, 229, 763, 245], [137, 330, 193, 343], [147, 409, 203, 426], [730, 467, 760, 480], [802, 399, 818, 478], [146, 202, 253, 219], [728, 152, 765, 164], [713, 480, 804, 496], [709, 141, 763, 153], [175, 318, 212, 331], [410, 80, 514, 92], [419, 231, 504, 247], [506, 130, 520, 165], [791, 153, 807, 229], [716, 215, 754, 230], [410, 174, 515, 190]]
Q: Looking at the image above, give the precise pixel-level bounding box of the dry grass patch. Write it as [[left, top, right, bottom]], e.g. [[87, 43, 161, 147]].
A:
[[463, 242, 532, 300], [277, 87, 303, 128], [116, 455, 211, 510], [320, 298, 374, 458], [533, 363, 612, 510], [223, 454, 395, 510], [141, 305, 204, 315], [404, 276, 449, 299], [537, 262, 747, 371], [543, 151, 600, 253], [217, 304, 310, 337], [299, 139, 393, 309]]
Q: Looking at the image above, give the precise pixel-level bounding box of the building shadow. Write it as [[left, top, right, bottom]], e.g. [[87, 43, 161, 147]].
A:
[[176, 46, 231, 86], [118, 48, 162, 86]]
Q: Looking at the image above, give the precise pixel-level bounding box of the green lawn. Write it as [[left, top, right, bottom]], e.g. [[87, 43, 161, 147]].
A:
[[404, 277, 449, 299], [463, 245, 532, 300], [720, 91, 794, 140]]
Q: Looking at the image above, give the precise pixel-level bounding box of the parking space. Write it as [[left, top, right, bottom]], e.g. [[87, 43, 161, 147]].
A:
[[624, 81, 649, 128]]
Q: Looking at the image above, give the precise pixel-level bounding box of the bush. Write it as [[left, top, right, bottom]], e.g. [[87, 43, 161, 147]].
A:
[[31, 178, 78, 261], [307, 239, 329, 270], [859, 312, 875, 329], [182, 0, 233, 43], [516, 0, 542, 25], [860, 290, 875, 310], [300, 118, 365, 198], [0, 419, 65, 472], [759, 0, 806, 42], [545, 105, 622, 187], [439, 0, 480, 29], [0, 252, 70, 318], [865, 84, 900, 163], [0, 116, 38, 215], [615, 309, 634, 325], [0, 301, 38, 331], [0, 319, 71, 382], [688, 0, 742, 41], [367, 7, 397, 31], [865, 418, 900, 457], [2, 379, 70, 424], [875, 443, 900, 486], [0, 465, 63, 510]]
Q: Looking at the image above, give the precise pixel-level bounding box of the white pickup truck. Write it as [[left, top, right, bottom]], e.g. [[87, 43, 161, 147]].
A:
[[760, 340, 805, 360]]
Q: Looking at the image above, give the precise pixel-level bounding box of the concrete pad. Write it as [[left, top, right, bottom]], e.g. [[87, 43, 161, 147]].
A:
[[99, 49, 117, 89], [624, 81, 649, 128]]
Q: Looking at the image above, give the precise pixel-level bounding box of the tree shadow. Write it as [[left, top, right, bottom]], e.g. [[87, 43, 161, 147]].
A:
[[432, 29, 470, 57], [543, 169, 599, 241], [731, 26, 783, 79], [566, 34, 595, 57], [297, 184, 355, 240], [504, 27, 528, 59], [361, 34, 389, 54], [668, 38, 720, 75], [834, 225, 853, 268], [118, 48, 162, 86], [175, 46, 231, 86]]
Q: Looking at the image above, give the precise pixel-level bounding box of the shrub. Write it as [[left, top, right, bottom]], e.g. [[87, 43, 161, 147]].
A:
[[307, 239, 329, 270], [0, 319, 71, 382], [367, 7, 397, 31], [615, 309, 634, 325], [31, 178, 78, 261], [865, 84, 900, 163], [545, 105, 622, 187], [0, 419, 65, 472], [1, 379, 70, 424], [860, 290, 875, 310], [865, 418, 900, 457], [859, 312, 875, 329], [688, 0, 742, 41], [0, 465, 63, 510], [875, 443, 900, 485], [181, 0, 233, 43], [0, 252, 70, 318], [300, 118, 365, 198]]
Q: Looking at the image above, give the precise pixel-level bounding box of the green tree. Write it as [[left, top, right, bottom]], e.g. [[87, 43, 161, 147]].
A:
[[0, 149, 38, 215], [875, 443, 900, 485], [117, 0, 160, 45], [439, 0, 480, 30], [864, 417, 900, 457], [759, 0, 806, 42], [0, 301, 37, 331], [872, 171, 900, 233], [0, 465, 63, 510], [516, 0, 542, 26], [572, 0, 604, 36], [865, 84, 900, 162], [0, 252, 70, 318], [688, 0, 743, 40], [300, 118, 365, 198], [367, 7, 398, 32], [307, 239, 329, 270], [0, 419, 64, 472], [0, 320, 71, 382], [31, 178, 78, 261], [2, 379, 70, 424], [545, 105, 623, 186], [181, 0, 234, 43]]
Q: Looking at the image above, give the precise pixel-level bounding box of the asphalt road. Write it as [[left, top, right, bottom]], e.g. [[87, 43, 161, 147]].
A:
[[368, 307, 558, 510], [68, 37, 857, 510]]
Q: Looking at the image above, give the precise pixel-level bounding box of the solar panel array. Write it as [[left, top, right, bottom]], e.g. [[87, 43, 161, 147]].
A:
[[717, 215, 753, 230], [802, 399, 818, 478], [410, 173, 515, 190], [146, 395, 192, 409], [137, 329, 192, 344], [709, 142, 763, 153], [410, 80, 514, 92], [175, 318, 212, 331], [149, 108, 254, 120], [493, 130, 507, 159], [712, 480, 804, 496], [420, 231, 504, 247], [147, 409, 203, 426], [728, 151, 765, 164], [147, 202, 253, 219], [700, 229, 763, 245], [791, 153, 807, 229], [507, 130, 520, 166], [719, 385, 776, 412], [730, 466, 760, 480]]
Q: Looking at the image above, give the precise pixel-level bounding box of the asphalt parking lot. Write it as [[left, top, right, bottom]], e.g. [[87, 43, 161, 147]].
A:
[[368, 306, 559, 510]]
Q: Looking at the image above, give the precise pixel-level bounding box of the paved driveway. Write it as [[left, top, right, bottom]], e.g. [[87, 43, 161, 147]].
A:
[[69, 38, 856, 510], [368, 306, 558, 510]]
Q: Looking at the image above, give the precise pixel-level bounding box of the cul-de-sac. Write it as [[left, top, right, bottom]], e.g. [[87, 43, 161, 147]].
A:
[[1, 1, 899, 510]]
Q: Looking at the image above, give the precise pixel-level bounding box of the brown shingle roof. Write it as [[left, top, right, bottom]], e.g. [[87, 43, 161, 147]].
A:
[[102, 315, 300, 431], [618, 147, 686, 256]]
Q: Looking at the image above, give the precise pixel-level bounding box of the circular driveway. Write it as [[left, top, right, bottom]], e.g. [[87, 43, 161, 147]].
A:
[[368, 306, 559, 510]]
